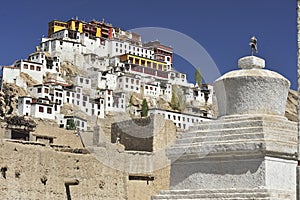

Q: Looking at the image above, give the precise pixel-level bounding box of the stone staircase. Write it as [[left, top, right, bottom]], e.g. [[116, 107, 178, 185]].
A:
[[166, 116, 297, 160]]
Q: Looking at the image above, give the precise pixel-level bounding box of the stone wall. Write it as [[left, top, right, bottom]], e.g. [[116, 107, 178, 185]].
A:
[[111, 115, 177, 153], [0, 116, 177, 200], [0, 141, 127, 200]]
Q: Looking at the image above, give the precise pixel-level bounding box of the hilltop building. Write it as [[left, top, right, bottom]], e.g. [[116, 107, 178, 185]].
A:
[[1, 18, 213, 132]]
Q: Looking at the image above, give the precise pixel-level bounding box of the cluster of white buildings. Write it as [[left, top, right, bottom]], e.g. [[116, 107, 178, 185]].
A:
[[2, 18, 213, 131]]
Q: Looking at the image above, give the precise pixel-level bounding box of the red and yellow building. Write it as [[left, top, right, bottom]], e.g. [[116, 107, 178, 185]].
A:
[[48, 19, 112, 39]]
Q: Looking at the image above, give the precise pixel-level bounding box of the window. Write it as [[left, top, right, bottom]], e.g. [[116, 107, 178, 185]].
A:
[[81, 121, 84, 127], [30, 65, 35, 70], [39, 106, 44, 113], [24, 64, 28, 69], [47, 107, 52, 114], [25, 100, 31, 104], [36, 66, 41, 71], [37, 88, 42, 93], [44, 88, 49, 93]]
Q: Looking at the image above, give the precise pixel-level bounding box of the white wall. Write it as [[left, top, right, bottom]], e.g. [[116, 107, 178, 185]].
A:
[[148, 109, 211, 130]]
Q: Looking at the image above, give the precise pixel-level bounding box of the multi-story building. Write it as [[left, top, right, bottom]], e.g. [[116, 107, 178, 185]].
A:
[[117, 74, 141, 93], [144, 41, 173, 71], [28, 52, 60, 74], [4, 17, 214, 131], [18, 97, 57, 120], [148, 108, 211, 130]]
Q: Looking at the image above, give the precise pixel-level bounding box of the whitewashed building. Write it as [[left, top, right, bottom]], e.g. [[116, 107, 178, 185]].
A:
[[168, 70, 190, 87], [63, 116, 87, 132], [117, 74, 141, 93], [148, 108, 211, 130], [18, 97, 56, 120], [28, 52, 61, 74], [143, 82, 161, 98], [14, 60, 45, 83], [2, 66, 27, 89]]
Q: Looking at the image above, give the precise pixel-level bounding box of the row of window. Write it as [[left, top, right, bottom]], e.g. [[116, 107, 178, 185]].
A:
[[23, 64, 42, 71], [119, 77, 140, 85], [79, 77, 90, 85], [37, 88, 63, 97], [155, 112, 201, 123], [115, 43, 152, 54], [38, 106, 52, 114]]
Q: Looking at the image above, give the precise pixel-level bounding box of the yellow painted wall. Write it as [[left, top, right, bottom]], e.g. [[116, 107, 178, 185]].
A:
[[68, 20, 83, 33], [96, 27, 101, 37], [120, 54, 166, 70], [78, 22, 83, 33], [48, 20, 67, 36], [68, 20, 76, 31]]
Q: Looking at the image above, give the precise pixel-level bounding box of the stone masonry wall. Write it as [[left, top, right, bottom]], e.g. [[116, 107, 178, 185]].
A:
[[0, 141, 127, 200]]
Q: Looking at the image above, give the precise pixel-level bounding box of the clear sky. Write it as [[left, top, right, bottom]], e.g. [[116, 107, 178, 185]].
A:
[[0, 0, 297, 89]]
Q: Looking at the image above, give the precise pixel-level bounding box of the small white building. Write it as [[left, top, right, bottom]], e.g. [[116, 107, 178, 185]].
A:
[[2, 66, 27, 89], [14, 60, 45, 83], [63, 116, 87, 132], [117, 74, 141, 93], [148, 108, 211, 130], [168, 70, 190, 87], [193, 84, 214, 105], [18, 97, 56, 120], [74, 75, 92, 90], [18, 96, 32, 116], [143, 82, 161, 98], [28, 84, 64, 106], [159, 82, 172, 101], [28, 52, 61, 74], [100, 89, 126, 113]]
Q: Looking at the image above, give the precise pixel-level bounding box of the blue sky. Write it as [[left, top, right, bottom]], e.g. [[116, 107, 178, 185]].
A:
[[0, 0, 297, 89]]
